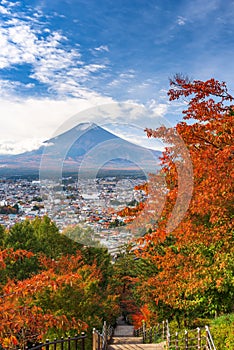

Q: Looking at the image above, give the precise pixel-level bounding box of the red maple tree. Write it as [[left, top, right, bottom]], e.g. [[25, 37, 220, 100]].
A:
[[133, 76, 234, 324]]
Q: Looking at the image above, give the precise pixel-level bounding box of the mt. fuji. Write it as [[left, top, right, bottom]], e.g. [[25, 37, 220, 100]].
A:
[[0, 123, 160, 176]]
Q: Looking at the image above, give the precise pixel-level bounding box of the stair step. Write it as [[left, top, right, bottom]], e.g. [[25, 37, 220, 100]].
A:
[[108, 343, 165, 350], [108, 317, 165, 350], [112, 337, 143, 344]]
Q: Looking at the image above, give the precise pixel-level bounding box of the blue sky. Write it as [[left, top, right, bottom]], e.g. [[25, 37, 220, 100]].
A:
[[0, 0, 234, 154]]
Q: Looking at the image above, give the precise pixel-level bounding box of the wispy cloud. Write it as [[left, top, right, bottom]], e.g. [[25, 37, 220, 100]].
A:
[[147, 99, 168, 117], [108, 70, 136, 87], [0, 1, 109, 98], [102, 123, 166, 152], [94, 45, 109, 52], [176, 16, 187, 26], [184, 0, 221, 21]]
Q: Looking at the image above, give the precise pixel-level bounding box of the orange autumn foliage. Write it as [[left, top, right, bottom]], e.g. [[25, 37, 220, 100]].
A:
[[117, 202, 145, 220], [133, 76, 234, 321], [134, 183, 149, 195], [117, 183, 148, 222], [0, 250, 107, 349], [132, 304, 152, 329], [0, 248, 34, 269]]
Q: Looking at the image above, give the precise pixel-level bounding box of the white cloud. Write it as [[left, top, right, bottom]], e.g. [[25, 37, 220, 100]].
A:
[[119, 72, 135, 79], [0, 22, 38, 68], [147, 99, 168, 116], [1, 1, 20, 7], [0, 79, 18, 96], [0, 4, 10, 14], [94, 45, 109, 52], [0, 93, 173, 155], [0, 6, 108, 97], [176, 16, 187, 26], [102, 123, 166, 151], [0, 93, 115, 154], [53, 11, 66, 19], [0, 139, 45, 155], [108, 70, 136, 87]]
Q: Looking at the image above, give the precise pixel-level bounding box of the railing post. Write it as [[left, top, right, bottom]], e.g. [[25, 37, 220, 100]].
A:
[[166, 319, 170, 341], [149, 327, 152, 343], [185, 330, 188, 350], [166, 330, 170, 349], [74, 335, 78, 350], [81, 332, 85, 350], [142, 320, 146, 343], [67, 336, 71, 350], [162, 320, 165, 340], [152, 326, 156, 343], [175, 331, 178, 350], [93, 328, 96, 350], [103, 321, 107, 350], [166, 319, 170, 349], [45, 339, 50, 350], [197, 327, 201, 350]]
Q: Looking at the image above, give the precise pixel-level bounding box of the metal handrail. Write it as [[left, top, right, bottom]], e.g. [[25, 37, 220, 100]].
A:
[[205, 325, 216, 350], [134, 321, 217, 350], [133, 327, 143, 337], [134, 321, 166, 344], [27, 333, 86, 350], [93, 321, 114, 350]]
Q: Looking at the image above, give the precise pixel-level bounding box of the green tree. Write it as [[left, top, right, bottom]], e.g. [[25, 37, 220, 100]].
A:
[[5, 220, 39, 252], [32, 216, 82, 258], [63, 224, 102, 248], [0, 225, 6, 248], [3, 221, 40, 281]]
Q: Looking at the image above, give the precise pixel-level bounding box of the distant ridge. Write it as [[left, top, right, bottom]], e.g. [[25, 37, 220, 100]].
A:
[[0, 122, 160, 176]]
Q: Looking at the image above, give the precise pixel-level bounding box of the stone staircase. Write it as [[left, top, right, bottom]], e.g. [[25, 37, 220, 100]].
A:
[[108, 317, 165, 350]]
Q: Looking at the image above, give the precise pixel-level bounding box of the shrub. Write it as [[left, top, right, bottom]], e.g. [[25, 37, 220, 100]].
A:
[[210, 313, 234, 350]]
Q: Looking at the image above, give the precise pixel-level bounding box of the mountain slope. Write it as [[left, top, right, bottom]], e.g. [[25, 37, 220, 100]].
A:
[[0, 123, 160, 175]]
